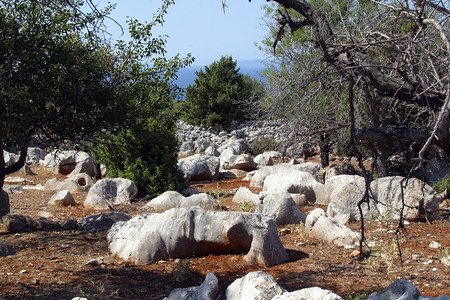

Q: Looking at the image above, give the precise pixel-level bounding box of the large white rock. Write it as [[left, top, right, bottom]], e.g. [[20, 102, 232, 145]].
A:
[[262, 170, 329, 205], [163, 273, 218, 300], [26, 147, 46, 165], [250, 163, 324, 187], [178, 154, 220, 181], [306, 208, 360, 247], [273, 287, 344, 300], [45, 178, 87, 193], [48, 190, 76, 206], [226, 271, 285, 300], [305, 208, 326, 231], [44, 150, 95, 176], [222, 154, 256, 172], [257, 191, 307, 225], [143, 191, 219, 211], [253, 153, 273, 168], [370, 176, 440, 221], [232, 187, 259, 205], [107, 207, 288, 267], [84, 178, 138, 210], [326, 175, 376, 223], [217, 138, 248, 155], [3, 150, 19, 167], [326, 175, 440, 222]]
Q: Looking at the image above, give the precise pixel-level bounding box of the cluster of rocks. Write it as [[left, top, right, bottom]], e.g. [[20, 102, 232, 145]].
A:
[[2, 122, 450, 299], [162, 271, 448, 300], [0, 211, 131, 237], [176, 120, 311, 159]]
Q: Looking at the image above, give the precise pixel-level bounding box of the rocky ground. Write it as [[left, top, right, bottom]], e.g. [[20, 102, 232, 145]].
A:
[[0, 163, 449, 299]]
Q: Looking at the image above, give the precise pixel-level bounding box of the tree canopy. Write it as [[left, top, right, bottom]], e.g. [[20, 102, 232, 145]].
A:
[[0, 0, 192, 194], [182, 55, 264, 130], [254, 0, 449, 176]]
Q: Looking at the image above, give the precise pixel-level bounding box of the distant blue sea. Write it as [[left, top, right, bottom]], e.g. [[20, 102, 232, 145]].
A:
[[174, 59, 266, 90]]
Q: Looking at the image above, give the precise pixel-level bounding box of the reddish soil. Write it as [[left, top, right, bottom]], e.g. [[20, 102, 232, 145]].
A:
[[1, 163, 449, 299]]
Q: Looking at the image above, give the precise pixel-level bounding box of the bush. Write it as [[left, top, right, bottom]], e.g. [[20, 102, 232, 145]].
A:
[[94, 122, 188, 197], [432, 178, 450, 193]]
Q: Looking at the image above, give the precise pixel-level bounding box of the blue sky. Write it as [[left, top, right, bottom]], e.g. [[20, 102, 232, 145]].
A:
[[100, 0, 270, 66]]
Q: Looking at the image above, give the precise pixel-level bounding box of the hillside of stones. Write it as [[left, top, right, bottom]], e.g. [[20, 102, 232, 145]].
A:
[[1, 120, 449, 299]]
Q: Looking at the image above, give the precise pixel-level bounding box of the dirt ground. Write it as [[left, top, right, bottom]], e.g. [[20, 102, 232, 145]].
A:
[[0, 162, 449, 300]]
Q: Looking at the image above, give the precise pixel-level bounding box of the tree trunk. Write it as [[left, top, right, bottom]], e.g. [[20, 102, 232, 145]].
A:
[[372, 141, 388, 177]]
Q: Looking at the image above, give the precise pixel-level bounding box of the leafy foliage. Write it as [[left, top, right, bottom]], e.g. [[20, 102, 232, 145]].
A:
[[0, 0, 192, 195], [432, 178, 450, 193], [182, 56, 264, 130], [91, 2, 192, 195], [0, 0, 117, 151]]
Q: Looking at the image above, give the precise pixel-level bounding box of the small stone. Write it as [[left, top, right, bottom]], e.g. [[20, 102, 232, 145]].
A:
[[85, 257, 103, 266], [61, 243, 70, 249], [432, 267, 438, 271], [19, 270, 27, 274], [31, 278, 40, 285], [429, 241, 441, 248]]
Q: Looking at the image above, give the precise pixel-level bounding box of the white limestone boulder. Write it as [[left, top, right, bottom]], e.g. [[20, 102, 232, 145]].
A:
[[143, 191, 219, 211], [326, 175, 440, 222], [325, 175, 376, 223], [370, 176, 440, 221], [226, 271, 285, 300], [178, 154, 220, 181], [67, 173, 95, 189], [163, 273, 218, 300], [217, 138, 248, 155], [250, 163, 324, 187], [232, 187, 259, 205], [205, 144, 220, 157], [48, 190, 76, 206], [262, 170, 329, 205], [257, 191, 307, 225], [306, 208, 360, 247], [3, 150, 19, 167], [253, 153, 273, 168], [84, 178, 138, 210], [222, 154, 256, 172], [273, 287, 344, 300], [44, 150, 95, 176], [26, 147, 46, 165], [107, 207, 288, 267], [45, 178, 87, 193]]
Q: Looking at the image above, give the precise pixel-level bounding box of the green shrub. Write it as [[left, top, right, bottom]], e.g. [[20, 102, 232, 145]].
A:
[[171, 259, 193, 281], [432, 178, 450, 193], [240, 201, 255, 212]]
